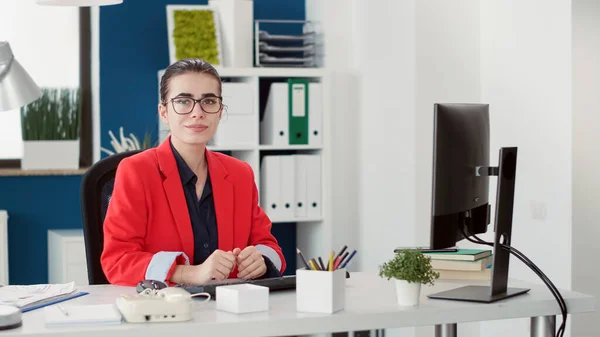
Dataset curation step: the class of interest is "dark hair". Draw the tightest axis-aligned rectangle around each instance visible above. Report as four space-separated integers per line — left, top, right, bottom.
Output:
159 58 222 103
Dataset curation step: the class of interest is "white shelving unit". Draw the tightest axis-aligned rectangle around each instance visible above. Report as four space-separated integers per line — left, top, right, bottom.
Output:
157 67 331 267
0 211 8 285
214 67 326 78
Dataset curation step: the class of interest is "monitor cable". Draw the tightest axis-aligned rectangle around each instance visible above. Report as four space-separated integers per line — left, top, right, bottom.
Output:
460 221 567 337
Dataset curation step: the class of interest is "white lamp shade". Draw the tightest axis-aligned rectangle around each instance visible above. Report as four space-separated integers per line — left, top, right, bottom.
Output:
37 0 123 6
0 42 42 112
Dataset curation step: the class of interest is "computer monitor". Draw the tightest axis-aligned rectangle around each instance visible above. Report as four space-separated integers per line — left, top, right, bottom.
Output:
426 103 530 303
430 103 491 250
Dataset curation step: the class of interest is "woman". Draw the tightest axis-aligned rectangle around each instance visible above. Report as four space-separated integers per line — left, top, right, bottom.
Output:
100 58 286 286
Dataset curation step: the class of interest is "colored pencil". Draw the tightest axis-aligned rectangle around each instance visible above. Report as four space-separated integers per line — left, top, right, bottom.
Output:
297 248 310 269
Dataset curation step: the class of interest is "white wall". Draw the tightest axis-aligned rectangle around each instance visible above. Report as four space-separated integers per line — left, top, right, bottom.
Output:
321 0 581 336
480 0 573 289
414 0 482 247
571 0 600 336
311 0 593 336
413 1 483 336
352 1 484 336
0 0 79 159
355 0 417 276
478 0 573 336
352 1 417 336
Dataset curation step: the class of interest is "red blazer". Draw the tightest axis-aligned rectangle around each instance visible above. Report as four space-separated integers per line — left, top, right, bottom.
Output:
100 137 286 286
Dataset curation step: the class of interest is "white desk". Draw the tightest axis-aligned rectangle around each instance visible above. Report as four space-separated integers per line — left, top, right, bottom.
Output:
0 272 594 337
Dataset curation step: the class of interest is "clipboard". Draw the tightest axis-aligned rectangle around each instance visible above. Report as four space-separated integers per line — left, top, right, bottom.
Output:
22 292 89 313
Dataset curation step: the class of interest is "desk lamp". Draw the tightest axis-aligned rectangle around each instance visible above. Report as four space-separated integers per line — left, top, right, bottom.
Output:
36 0 123 5
0 41 42 112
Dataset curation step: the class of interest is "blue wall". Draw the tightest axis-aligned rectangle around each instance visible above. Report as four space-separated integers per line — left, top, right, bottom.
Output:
2 175 83 285
99 0 306 153
1 0 304 285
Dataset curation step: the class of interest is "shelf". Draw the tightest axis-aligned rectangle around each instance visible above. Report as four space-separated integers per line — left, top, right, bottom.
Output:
259 145 323 151
206 145 323 152
0 168 88 177
207 145 255 152
214 67 326 78
271 217 323 223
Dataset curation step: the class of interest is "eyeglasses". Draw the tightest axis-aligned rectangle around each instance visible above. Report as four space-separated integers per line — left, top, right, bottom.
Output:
164 96 223 115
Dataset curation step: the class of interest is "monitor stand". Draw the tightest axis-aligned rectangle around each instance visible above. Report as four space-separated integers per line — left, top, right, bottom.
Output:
428 147 530 303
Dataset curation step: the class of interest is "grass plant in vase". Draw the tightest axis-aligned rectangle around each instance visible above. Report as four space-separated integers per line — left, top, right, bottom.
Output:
379 249 439 306
20 87 81 170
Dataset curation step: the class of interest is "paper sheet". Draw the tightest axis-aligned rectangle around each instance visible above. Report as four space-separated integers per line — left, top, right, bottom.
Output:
0 282 76 308
44 304 122 326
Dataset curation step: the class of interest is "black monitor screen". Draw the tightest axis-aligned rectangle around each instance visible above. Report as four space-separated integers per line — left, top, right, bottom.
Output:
430 103 491 249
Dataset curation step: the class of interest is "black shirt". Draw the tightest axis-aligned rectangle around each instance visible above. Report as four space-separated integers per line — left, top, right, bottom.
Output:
171 143 218 266
171 143 282 278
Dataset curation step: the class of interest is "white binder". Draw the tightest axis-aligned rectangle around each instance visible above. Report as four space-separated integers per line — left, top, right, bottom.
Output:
260 156 282 220
279 155 296 219
294 155 309 218
306 154 322 218
308 83 322 146
260 83 288 146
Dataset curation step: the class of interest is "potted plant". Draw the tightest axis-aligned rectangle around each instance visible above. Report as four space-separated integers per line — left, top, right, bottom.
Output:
100 127 156 156
378 248 439 306
20 87 81 170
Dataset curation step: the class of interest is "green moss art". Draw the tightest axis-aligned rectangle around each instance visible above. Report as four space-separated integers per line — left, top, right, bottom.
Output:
20 87 81 141
173 9 220 65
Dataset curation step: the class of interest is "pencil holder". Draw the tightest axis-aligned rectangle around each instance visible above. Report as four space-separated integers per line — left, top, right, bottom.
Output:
296 268 346 314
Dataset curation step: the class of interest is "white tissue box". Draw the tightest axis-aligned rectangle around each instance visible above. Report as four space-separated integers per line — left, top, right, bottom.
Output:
296 268 346 314
216 284 269 314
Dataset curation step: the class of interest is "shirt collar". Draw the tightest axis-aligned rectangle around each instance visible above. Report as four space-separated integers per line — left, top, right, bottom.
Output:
170 140 213 200
170 140 196 186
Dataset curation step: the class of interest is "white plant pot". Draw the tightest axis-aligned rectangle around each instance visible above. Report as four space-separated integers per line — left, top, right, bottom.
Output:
395 279 422 306
22 140 80 170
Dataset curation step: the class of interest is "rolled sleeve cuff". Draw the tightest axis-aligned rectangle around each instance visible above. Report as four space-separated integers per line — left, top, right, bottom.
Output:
256 244 282 271
145 251 190 282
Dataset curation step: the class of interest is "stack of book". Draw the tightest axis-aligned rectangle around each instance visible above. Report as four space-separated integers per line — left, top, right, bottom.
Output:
424 249 493 280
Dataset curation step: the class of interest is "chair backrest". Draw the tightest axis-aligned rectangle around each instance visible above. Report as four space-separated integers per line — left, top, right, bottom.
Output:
80 150 141 285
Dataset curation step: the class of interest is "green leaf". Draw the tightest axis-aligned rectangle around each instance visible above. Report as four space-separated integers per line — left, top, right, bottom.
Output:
378 249 440 285
20 87 81 141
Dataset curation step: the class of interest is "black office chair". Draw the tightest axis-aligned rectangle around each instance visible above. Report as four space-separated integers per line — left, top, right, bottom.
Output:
80 150 141 285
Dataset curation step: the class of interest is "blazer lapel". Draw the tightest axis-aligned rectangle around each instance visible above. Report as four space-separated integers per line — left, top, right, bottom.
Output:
156 138 194 260
206 150 234 251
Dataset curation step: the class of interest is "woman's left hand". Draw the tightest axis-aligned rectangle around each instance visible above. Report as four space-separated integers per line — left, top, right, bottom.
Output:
234 246 267 279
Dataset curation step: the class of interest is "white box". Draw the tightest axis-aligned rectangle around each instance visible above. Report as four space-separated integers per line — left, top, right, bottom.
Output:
296 268 346 314
212 82 256 147
216 284 269 314
209 0 253 67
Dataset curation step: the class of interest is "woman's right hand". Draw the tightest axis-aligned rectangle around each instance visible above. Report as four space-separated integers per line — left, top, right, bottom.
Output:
184 250 236 284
